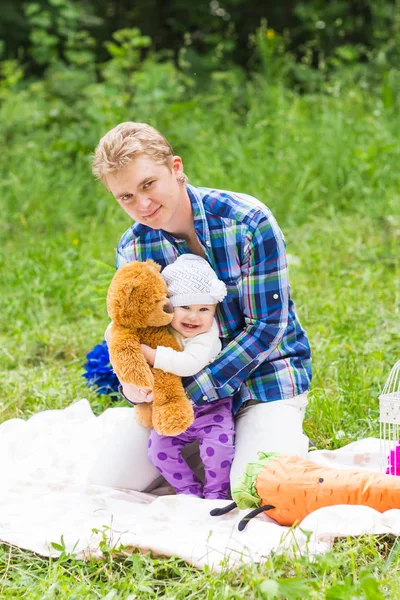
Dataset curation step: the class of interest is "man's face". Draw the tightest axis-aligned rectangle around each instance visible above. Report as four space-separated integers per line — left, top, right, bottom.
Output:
171 304 216 338
106 156 184 232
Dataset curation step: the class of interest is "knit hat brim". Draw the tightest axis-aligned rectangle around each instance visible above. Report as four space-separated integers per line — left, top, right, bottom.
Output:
171 293 220 307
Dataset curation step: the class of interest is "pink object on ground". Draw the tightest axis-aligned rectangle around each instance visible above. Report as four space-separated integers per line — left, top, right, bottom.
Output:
386 443 400 475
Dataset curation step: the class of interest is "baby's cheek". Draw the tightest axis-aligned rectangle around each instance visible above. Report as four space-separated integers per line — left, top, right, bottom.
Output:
170 313 180 330
204 313 214 329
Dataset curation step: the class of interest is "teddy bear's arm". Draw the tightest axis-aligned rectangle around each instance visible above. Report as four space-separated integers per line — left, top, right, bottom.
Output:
108 326 154 389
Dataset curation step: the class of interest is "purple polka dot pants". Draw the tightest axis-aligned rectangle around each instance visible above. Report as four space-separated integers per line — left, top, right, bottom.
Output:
147 399 234 499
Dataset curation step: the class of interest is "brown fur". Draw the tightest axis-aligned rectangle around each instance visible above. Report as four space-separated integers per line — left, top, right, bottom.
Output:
107 260 194 436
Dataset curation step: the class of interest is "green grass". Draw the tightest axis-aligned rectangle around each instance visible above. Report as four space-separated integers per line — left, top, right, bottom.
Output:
1 77 399 596
1 536 400 598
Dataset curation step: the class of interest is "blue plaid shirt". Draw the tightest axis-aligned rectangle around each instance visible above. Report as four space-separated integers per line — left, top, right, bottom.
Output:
116 185 312 414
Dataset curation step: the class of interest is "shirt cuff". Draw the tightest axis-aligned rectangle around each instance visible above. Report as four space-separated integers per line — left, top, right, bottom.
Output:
183 370 231 405
153 346 169 372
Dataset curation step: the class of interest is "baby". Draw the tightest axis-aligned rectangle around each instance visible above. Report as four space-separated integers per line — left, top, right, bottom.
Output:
140 254 234 499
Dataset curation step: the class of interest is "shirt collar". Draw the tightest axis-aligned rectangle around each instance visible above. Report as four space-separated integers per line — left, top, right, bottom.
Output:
161 184 212 248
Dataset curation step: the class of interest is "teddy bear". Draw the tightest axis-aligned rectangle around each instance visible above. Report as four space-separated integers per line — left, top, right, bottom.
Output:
106 259 194 436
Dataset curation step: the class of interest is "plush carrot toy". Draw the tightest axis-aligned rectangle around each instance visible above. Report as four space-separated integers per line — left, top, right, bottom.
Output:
210 452 400 530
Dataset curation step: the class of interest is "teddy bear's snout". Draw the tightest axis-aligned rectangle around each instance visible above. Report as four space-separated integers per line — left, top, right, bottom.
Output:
162 300 174 314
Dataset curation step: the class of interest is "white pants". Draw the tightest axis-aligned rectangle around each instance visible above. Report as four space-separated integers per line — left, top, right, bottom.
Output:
229 393 309 484
87 393 309 492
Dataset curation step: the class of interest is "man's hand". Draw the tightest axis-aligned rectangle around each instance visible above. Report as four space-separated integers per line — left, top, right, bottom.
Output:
140 344 156 367
121 383 154 404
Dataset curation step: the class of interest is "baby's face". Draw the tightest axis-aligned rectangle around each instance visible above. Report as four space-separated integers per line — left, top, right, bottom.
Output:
171 304 216 338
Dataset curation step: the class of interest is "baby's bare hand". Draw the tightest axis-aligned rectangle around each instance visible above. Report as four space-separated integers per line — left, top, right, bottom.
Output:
140 344 156 367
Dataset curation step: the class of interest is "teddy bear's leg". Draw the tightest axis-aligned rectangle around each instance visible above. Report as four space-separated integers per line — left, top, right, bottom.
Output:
134 403 153 429
151 371 194 437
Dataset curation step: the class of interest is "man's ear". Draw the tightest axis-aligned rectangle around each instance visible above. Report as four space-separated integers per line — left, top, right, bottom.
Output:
171 155 184 176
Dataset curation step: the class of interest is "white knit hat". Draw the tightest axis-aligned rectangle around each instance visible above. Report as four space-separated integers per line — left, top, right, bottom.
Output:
162 254 227 307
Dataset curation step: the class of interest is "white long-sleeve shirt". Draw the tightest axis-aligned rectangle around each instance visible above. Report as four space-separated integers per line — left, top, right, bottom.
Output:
153 320 221 378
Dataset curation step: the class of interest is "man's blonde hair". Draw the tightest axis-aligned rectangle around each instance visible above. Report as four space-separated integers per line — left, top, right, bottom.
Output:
92 122 188 184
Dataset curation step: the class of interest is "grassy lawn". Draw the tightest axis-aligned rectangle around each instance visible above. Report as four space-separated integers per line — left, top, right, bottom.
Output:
1 81 399 597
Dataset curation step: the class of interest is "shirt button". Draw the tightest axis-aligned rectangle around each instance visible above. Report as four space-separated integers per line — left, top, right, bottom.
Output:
202 395 208 401
273 293 279 299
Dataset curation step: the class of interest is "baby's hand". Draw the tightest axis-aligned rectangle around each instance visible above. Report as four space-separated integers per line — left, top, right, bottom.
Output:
140 344 156 367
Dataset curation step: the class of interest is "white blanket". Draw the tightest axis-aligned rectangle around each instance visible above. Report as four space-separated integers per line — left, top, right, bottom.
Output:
1 399 399 570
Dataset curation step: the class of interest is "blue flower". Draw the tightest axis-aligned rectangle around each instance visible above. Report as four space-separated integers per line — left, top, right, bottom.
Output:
82 340 119 396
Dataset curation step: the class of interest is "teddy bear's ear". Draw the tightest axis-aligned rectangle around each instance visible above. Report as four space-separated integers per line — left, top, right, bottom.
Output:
145 259 162 273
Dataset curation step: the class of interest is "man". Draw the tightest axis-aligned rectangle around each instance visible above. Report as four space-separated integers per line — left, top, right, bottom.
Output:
88 121 312 492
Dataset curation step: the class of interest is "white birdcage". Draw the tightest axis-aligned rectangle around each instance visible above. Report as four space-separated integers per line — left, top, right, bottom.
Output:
379 360 400 475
